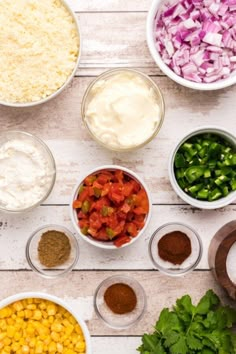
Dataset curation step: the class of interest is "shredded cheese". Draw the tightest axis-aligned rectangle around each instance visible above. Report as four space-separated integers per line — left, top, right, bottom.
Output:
0 0 80 103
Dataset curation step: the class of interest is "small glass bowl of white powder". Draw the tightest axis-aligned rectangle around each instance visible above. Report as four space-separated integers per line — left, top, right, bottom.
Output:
0 131 56 212
81 69 165 152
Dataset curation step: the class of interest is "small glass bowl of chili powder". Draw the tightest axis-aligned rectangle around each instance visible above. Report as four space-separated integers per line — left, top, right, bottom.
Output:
26 224 79 278
149 222 203 276
94 275 146 329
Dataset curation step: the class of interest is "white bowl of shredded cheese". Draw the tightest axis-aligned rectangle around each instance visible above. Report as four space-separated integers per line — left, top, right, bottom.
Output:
0 0 81 107
0 131 56 212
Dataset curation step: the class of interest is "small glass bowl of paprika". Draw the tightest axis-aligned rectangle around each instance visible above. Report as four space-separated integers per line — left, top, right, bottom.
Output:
149 222 203 276
94 275 146 329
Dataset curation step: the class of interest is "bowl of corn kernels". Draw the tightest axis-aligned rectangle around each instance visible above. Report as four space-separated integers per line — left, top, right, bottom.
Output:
0 292 92 353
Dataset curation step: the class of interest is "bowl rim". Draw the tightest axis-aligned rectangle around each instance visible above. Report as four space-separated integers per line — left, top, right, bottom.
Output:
148 222 203 276
70 164 152 249
81 67 165 152
0 0 82 107
93 274 147 329
0 130 56 213
25 224 80 278
146 0 236 91
168 125 236 209
0 291 92 354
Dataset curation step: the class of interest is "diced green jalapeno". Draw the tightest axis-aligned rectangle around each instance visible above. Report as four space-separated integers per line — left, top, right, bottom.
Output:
82 200 90 214
106 227 115 239
174 133 236 202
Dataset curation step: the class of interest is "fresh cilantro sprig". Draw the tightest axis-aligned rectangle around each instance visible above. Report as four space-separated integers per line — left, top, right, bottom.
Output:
137 290 236 354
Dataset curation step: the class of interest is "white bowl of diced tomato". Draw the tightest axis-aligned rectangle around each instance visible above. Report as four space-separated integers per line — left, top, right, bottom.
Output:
70 165 152 249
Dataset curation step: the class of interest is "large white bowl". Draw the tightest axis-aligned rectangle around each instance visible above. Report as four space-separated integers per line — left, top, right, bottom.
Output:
147 0 236 91
0 292 92 354
0 0 81 107
168 126 236 209
70 165 152 249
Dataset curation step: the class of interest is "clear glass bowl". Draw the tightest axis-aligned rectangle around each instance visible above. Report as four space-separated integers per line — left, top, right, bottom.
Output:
149 222 203 276
94 275 146 329
81 68 165 152
26 224 79 278
0 131 56 213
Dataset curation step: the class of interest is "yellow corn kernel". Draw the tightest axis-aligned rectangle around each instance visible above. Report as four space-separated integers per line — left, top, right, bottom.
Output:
57 343 63 352
29 338 36 348
13 301 24 312
35 341 44 353
65 323 74 336
11 342 20 351
0 332 6 340
17 310 25 318
51 322 63 332
75 341 86 353
3 337 12 346
33 310 42 320
48 341 57 352
26 304 36 310
47 304 57 316
51 331 60 342
0 308 10 319
22 345 30 353
14 332 22 341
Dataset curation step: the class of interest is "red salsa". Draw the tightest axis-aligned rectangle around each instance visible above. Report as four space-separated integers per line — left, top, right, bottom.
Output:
73 170 149 247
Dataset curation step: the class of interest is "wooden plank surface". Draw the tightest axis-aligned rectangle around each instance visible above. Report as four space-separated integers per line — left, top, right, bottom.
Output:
68 0 152 12
1 205 236 270
0 271 232 336
1 1 236 353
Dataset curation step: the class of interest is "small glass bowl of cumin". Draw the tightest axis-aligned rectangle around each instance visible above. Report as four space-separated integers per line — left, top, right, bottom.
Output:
26 224 79 278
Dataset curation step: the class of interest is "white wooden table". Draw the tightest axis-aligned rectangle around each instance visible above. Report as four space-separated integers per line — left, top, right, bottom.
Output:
1 1 236 353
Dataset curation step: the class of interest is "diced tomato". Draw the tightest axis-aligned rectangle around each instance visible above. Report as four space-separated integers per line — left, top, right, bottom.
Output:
135 189 149 213
73 200 82 209
84 175 97 186
93 181 103 190
94 227 109 241
114 170 124 184
101 183 111 196
78 211 88 219
126 222 138 237
78 187 89 202
89 211 102 230
123 182 134 197
97 173 112 185
109 183 125 203
133 207 147 215
130 179 140 193
93 197 110 211
133 214 145 228
114 235 131 247
79 219 89 229
120 203 131 213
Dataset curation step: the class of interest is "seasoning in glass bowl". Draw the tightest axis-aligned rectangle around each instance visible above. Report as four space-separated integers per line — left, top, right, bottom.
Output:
38 230 71 268
104 283 137 315
158 231 192 265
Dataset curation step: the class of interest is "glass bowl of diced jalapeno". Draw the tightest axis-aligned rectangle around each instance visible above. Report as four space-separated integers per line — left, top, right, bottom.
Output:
169 126 236 209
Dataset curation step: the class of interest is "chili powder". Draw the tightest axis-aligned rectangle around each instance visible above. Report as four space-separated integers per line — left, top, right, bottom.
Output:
104 283 137 314
158 231 191 265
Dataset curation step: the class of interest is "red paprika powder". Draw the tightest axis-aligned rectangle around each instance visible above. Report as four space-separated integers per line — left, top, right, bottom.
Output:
158 231 192 265
104 283 137 314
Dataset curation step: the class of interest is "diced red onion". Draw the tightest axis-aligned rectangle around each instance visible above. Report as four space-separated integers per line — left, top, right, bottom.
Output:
154 0 236 83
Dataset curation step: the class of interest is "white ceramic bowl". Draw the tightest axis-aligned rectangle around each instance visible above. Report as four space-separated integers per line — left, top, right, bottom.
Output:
168 126 236 209
0 292 92 353
147 0 236 91
0 0 81 107
70 165 152 249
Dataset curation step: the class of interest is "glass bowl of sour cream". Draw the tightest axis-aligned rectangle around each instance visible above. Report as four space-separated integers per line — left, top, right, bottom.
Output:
0 131 56 213
81 68 165 151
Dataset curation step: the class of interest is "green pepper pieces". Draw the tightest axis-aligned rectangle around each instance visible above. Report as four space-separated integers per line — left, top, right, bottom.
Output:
174 133 236 202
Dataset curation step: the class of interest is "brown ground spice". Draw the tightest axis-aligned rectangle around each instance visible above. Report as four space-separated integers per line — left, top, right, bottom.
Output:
38 230 71 268
158 231 192 265
104 283 137 314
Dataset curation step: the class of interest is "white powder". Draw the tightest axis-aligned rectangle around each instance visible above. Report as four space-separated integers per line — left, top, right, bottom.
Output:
0 139 55 210
0 0 79 103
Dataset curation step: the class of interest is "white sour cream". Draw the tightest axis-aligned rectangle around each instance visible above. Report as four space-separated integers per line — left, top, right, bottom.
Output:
84 71 161 150
0 138 55 210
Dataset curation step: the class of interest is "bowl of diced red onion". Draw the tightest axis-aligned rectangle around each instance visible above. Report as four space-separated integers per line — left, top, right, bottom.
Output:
147 0 236 90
